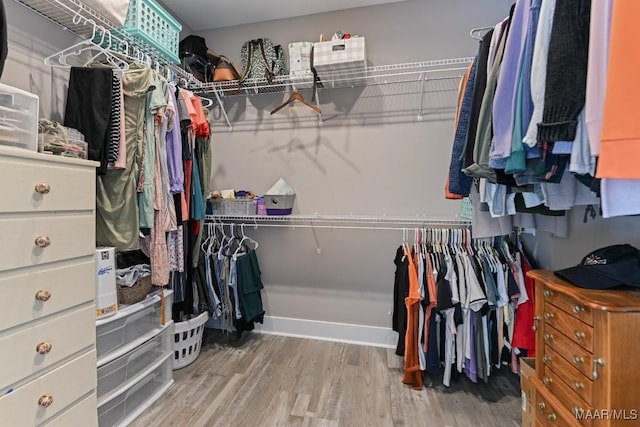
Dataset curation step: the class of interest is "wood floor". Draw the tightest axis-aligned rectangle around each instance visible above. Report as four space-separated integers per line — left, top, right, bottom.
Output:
130 332 522 427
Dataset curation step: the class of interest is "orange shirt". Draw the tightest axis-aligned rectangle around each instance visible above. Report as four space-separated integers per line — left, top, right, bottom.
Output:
402 246 423 390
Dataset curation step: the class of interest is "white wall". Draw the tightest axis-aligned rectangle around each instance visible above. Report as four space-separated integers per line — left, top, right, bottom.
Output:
197 0 513 330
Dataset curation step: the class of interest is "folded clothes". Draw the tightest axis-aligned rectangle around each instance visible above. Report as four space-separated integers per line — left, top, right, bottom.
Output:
116 263 151 287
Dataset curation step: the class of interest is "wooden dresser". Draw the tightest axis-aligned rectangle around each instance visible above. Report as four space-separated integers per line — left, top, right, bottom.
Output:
528 270 640 427
0 146 99 426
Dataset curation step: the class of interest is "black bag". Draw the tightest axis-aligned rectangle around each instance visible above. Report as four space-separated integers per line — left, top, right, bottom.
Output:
180 35 215 83
179 35 209 59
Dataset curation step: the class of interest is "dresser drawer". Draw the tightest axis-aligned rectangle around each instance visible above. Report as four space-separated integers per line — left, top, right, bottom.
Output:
543 302 593 352
0 155 95 213
0 259 94 332
542 285 593 326
41 392 97 427
543 346 593 404
0 305 95 389
541 365 592 426
542 324 594 380
0 214 95 271
0 350 96 426
536 396 575 427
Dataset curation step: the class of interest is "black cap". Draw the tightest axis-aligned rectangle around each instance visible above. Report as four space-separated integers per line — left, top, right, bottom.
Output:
554 244 640 290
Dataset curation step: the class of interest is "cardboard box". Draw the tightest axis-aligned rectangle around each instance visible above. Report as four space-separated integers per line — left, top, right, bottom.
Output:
520 357 536 427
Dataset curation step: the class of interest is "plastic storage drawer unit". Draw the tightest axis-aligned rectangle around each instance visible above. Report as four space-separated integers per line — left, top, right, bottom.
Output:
96 290 173 364
0 84 38 151
97 353 173 427
97 321 174 402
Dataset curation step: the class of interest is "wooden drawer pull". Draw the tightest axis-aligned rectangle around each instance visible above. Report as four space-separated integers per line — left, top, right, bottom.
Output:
544 312 555 320
35 290 51 302
539 402 546 410
543 356 553 364
544 289 554 298
34 236 51 248
533 315 541 332
547 413 557 422
593 358 605 381
574 331 586 340
36 342 53 355
572 405 584 417
573 304 585 314
573 356 584 365
573 381 585 391
543 376 553 385
34 183 51 194
38 395 54 408
544 333 554 342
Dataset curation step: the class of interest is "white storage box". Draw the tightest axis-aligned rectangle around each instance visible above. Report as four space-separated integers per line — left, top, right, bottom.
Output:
97 321 174 402
97 353 173 427
313 37 366 84
264 194 296 215
96 289 173 365
96 247 118 319
0 84 39 151
289 42 314 89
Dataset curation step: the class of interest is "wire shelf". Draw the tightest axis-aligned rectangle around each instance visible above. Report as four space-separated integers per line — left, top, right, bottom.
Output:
14 0 186 71
206 214 471 228
196 58 473 98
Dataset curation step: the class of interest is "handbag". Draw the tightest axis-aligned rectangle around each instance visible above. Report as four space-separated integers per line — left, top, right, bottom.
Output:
240 38 287 84
213 56 242 82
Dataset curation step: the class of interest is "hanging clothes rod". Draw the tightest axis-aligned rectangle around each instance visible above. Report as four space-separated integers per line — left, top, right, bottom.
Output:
205 214 471 228
211 223 465 232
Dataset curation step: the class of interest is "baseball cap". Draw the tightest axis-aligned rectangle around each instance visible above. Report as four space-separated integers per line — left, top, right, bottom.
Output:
554 244 640 290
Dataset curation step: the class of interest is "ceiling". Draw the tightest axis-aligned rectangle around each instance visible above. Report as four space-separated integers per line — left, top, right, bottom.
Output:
161 0 410 32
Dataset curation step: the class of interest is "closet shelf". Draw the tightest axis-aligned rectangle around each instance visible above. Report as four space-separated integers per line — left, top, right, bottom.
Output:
206 214 471 228
196 58 474 97
14 0 194 81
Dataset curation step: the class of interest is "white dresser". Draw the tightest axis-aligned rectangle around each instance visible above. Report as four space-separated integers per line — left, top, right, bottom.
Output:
0 146 99 426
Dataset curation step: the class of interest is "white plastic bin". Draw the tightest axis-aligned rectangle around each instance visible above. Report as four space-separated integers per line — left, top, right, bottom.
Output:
0 84 38 151
97 353 173 427
97 321 173 402
96 289 173 365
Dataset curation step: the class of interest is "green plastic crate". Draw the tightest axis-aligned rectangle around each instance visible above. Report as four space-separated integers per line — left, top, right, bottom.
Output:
123 0 182 64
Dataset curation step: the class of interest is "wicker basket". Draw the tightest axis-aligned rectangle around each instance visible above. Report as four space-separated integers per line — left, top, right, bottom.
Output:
117 275 153 305
173 311 209 370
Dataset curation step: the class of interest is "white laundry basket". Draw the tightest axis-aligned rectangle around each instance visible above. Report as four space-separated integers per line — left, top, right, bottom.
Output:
173 311 209 370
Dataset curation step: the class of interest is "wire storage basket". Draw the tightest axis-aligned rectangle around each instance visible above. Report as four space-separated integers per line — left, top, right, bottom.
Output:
209 198 258 215
173 311 209 370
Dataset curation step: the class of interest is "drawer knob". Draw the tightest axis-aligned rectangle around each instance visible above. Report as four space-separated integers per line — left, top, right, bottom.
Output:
574 331 586 340
544 312 555 320
36 342 53 355
543 356 553 364
573 356 585 365
544 289 554 298
38 395 54 408
539 402 546 410
593 358 605 381
544 333 554 342
34 183 51 195
573 305 585 314
547 413 557 422
573 381 585 391
543 376 553 385
35 290 51 302
533 315 541 332
572 405 584 417
34 236 51 248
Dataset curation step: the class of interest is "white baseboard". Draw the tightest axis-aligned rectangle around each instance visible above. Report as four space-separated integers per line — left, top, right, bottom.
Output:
253 316 398 349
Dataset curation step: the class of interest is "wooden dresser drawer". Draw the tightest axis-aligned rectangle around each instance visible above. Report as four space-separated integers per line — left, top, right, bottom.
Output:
0 305 95 389
0 350 96 426
535 379 581 427
542 285 593 326
0 214 95 271
541 365 592 426
0 259 94 332
542 324 593 380
543 302 593 352
543 346 593 404
41 392 97 427
0 155 95 213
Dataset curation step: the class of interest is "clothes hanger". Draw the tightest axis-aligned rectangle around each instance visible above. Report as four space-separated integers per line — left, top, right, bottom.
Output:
469 25 494 41
270 92 321 115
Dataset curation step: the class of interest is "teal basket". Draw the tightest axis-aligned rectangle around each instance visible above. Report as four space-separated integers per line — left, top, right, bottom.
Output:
123 0 182 64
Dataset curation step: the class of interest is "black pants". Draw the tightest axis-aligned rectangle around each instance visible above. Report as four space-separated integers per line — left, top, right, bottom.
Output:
64 67 113 174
